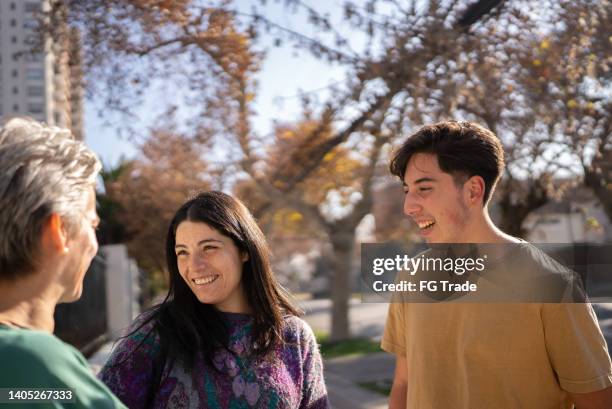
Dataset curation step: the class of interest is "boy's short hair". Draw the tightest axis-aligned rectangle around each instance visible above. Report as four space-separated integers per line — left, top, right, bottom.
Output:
389 120 505 205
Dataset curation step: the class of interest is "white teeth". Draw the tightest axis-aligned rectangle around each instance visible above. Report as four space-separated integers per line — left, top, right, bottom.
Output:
417 220 435 229
193 276 218 285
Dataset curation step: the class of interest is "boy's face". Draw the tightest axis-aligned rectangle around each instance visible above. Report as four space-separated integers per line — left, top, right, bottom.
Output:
402 153 471 243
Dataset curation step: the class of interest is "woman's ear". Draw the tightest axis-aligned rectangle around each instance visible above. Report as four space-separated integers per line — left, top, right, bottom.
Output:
41 213 69 255
241 251 250 263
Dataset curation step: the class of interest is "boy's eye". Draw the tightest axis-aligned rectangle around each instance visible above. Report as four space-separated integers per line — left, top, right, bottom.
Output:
419 187 432 192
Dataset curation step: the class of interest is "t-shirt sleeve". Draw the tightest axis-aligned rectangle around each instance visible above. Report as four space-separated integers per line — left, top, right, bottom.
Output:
297 319 330 409
97 320 160 409
381 290 407 356
1 331 126 409
380 272 407 356
542 302 612 393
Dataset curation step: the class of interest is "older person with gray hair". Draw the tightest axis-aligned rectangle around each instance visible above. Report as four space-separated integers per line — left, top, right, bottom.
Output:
0 117 126 408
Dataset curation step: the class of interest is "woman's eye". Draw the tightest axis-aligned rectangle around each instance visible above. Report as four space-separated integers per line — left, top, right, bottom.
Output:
419 187 432 192
176 250 188 257
202 246 217 252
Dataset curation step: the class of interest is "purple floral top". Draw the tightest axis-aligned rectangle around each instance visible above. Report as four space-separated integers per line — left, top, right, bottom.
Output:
98 312 329 409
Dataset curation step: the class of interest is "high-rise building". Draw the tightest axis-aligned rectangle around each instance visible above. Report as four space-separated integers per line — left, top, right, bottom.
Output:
0 0 83 139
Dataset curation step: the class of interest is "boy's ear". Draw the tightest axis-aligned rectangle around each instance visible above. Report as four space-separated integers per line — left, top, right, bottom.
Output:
466 175 485 203
41 213 69 254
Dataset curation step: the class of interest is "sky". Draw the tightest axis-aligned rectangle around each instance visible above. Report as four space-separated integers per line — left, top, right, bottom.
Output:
83 2 351 167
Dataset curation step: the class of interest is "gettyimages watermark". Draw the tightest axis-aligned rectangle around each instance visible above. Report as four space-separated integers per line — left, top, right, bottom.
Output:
361 242 612 303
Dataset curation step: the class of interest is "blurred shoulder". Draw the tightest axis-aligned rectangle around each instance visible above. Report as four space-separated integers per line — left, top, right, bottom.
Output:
0 327 89 386
0 327 81 364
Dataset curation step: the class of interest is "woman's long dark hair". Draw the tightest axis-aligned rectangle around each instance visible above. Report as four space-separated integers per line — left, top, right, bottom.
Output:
120 191 301 405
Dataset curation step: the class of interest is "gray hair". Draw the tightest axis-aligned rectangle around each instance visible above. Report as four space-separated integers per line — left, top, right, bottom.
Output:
0 117 102 280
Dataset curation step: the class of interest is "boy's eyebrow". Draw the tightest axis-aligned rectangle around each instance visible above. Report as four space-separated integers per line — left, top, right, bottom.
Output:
403 177 437 188
414 177 437 184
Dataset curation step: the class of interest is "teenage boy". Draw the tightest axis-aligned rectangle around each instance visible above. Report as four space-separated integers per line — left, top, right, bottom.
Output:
382 121 612 408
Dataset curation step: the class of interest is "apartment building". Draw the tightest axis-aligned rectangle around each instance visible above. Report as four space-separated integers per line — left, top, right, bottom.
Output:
0 0 83 139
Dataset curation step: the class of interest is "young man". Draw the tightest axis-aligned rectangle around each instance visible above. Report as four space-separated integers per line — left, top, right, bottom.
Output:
382 121 612 408
0 118 126 408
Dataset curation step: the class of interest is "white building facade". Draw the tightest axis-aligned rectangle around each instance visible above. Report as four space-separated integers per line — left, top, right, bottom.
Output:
0 0 82 138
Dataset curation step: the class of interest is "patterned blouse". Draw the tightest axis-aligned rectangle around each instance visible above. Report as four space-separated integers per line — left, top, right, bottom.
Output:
98 311 329 409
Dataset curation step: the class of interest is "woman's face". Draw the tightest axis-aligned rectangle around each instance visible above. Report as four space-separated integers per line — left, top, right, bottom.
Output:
59 186 100 303
174 221 250 313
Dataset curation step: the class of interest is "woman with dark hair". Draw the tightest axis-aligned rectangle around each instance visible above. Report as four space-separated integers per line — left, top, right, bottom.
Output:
99 191 329 408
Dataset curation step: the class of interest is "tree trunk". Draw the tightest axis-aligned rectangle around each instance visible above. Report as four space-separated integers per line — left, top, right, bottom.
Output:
498 181 548 237
329 230 355 341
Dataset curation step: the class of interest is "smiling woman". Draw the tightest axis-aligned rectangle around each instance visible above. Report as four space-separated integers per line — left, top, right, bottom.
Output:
174 221 250 313
98 191 330 409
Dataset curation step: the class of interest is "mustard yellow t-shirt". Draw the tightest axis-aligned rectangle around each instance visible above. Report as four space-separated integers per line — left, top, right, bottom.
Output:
382 301 612 408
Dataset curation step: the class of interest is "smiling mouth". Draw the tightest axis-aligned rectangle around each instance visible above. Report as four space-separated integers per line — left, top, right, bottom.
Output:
192 275 219 285
416 220 436 230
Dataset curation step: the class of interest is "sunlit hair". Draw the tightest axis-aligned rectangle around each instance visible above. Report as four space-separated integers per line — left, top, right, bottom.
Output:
0 117 101 280
390 120 505 205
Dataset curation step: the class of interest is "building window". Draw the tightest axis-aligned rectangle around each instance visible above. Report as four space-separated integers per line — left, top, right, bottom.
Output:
24 52 43 62
25 2 40 13
13 104 19 112
11 36 17 44
10 3 16 11
28 103 44 114
12 87 18 95
26 68 44 80
24 34 39 47
54 111 62 124
10 19 16 27
27 85 44 97
23 18 38 30
12 69 18 78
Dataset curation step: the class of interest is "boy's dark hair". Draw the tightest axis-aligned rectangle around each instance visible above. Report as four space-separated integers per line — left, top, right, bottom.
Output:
389 121 505 205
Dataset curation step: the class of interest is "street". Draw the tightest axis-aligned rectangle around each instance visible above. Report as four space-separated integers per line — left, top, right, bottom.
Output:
298 298 389 340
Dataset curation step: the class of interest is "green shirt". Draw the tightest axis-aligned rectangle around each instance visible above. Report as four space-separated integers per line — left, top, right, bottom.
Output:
0 325 126 408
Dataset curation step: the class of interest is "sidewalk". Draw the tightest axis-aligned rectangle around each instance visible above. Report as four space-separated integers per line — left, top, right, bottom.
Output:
326 372 387 409
325 353 393 409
